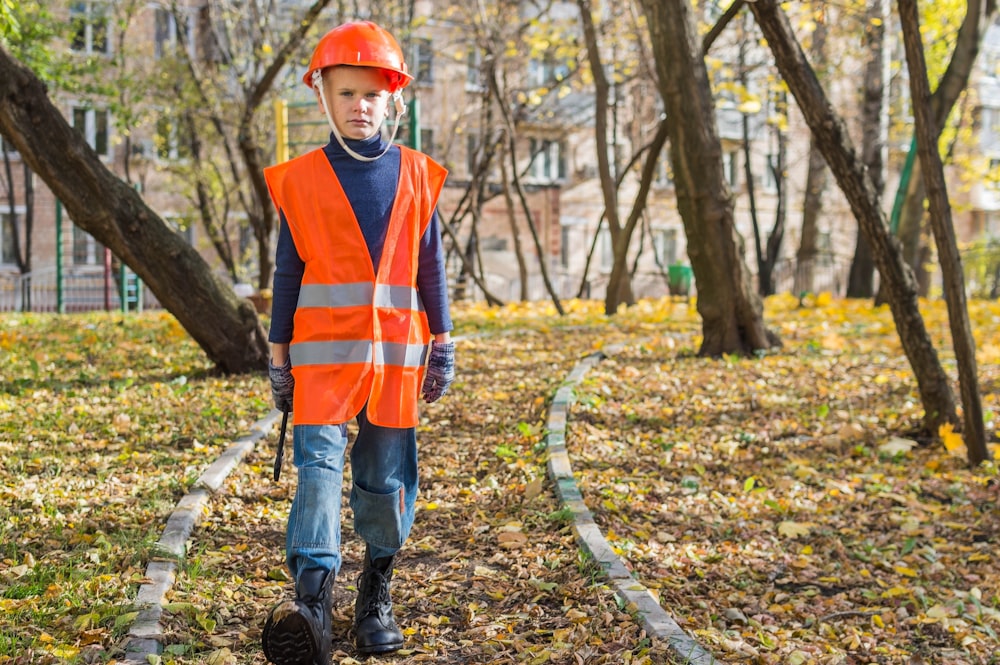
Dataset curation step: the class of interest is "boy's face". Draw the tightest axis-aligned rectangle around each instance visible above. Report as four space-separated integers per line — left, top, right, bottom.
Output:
318 65 391 141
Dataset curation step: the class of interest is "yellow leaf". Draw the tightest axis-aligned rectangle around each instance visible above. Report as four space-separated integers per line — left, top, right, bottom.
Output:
881 586 911 598
894 565 919 578
938 422 965 455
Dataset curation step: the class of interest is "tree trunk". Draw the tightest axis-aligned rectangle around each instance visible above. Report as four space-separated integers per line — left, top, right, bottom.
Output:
639 0 777 356
796 6 828 296
899 0 989 465
765 126 787 293
847 0 889 298
891 0 996 294
0 45 269 374
576 0 635 314
747 0 957 434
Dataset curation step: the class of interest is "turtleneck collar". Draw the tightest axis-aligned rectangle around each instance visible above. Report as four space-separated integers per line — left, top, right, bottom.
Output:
324 132 391 159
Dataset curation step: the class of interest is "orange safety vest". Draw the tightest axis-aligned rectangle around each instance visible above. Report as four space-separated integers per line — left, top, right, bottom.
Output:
263 146 447 427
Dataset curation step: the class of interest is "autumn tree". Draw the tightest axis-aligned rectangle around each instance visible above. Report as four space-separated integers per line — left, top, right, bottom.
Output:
746 0 961 438
0 45 269 373
433 0 582 310
899 0 989 464
638 0 777 356
795 2 829 296
844 0 890 298
147 0 335 290
890 0 995 294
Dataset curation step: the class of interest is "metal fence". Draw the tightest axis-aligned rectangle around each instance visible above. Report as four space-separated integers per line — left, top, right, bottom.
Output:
0 267 157 313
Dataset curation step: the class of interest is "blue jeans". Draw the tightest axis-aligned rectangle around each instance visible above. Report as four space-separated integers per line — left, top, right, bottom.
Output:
285 410 418 581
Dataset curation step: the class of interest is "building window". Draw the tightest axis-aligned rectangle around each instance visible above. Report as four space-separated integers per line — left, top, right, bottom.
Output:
71 105 110 158
529 139 566 182
560 225 571 268
70 2 111 55
1 211 23 265
466 47 485 91
653 228 677 267
155 115 190 161
764 154 778 192
412 38 433 84
528 55 570 88
154 7 191 59
655 151 673 189
72 225 102 265
598 228 613 271
723 149 739 188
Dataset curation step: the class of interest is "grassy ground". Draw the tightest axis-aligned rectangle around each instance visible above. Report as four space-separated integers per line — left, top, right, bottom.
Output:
0 296 996 664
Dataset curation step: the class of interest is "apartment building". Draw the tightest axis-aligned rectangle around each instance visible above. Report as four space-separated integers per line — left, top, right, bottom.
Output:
2 1 996 312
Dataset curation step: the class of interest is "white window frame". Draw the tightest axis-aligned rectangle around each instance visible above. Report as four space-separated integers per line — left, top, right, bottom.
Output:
70 1 112 55
653 228 677 267
723 150 739 188
764 153 778 193
153 6 194 60
155 114 189 161
528 138 566 182
466 46 485 91
598 228 613 272
71 104 112 159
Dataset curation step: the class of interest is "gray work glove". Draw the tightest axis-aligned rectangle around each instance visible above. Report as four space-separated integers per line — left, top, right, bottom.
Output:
268 358 294 412
422 341 455 403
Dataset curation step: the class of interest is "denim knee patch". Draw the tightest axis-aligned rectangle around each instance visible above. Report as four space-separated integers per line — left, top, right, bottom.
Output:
350 483 408 550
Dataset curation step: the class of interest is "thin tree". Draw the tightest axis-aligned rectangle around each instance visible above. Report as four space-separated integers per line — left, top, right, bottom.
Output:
638 0 778 356
0 45 269 373
891 0 996 293
846 0 889 298
795 2 829 297
747 0 959 435
899 0 989 465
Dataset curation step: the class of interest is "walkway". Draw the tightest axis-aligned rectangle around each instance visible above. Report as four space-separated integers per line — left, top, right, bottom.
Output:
126 331 721 665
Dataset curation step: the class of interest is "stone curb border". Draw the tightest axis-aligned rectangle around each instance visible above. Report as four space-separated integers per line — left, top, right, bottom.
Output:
544 349 725 665
121 410 284 663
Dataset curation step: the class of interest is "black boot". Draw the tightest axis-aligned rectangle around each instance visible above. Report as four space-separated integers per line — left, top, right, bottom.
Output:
353 549 404 655
262 568 334 665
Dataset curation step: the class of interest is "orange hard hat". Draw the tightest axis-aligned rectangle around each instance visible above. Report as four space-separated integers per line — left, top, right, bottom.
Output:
303 21 413 92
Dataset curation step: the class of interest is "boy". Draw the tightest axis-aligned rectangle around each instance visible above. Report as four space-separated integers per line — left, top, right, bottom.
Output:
260 20 455 665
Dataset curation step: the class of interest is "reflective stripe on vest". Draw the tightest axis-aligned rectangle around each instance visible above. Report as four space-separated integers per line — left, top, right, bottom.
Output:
297 283 426 312
264 145 447 428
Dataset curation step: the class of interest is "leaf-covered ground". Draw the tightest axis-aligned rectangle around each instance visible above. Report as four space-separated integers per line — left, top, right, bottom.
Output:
0 297 997 665
569 296 1000 664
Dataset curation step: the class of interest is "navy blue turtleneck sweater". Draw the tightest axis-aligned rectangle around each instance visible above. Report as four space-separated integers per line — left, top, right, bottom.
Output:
268 133 453 344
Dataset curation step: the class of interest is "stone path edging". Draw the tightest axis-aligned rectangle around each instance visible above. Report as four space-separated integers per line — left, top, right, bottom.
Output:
121 410 283 663
544 348 725 665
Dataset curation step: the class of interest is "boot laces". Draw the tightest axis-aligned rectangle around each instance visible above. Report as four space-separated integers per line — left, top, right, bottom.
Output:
360 569 392 617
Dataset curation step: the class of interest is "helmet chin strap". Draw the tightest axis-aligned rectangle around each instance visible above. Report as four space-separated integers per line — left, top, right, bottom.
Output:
312 70 406 162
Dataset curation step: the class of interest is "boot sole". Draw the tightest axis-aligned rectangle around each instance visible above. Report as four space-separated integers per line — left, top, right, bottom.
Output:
356 640 404 655
262 607 323 665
